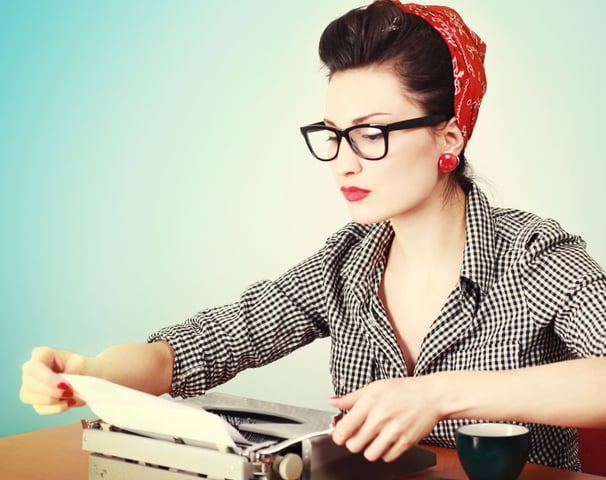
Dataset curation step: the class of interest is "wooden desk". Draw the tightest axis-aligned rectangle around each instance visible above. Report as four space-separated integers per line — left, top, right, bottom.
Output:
1 423 604 480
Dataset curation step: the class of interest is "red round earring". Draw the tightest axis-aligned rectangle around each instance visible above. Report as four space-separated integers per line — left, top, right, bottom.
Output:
438 153 459 173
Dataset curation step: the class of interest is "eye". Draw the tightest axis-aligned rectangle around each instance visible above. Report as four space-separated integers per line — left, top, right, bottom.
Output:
326 132 339 143
353 126 383 142
362 131 382 141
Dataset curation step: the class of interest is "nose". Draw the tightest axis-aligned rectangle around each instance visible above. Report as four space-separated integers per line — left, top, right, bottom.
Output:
331 137 363 177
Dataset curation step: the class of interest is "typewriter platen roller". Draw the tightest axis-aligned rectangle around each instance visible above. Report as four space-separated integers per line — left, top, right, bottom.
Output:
82 392 436 480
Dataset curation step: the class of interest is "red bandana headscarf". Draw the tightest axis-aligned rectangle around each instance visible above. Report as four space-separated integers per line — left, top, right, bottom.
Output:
390 1 487 146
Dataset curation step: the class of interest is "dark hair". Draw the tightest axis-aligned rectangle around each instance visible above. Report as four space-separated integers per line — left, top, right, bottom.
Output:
318 0 473 193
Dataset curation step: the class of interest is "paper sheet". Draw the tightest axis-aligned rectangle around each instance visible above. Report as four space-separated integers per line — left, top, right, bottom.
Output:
61 374 243 448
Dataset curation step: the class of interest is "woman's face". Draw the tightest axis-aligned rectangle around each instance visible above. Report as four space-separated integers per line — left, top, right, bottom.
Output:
324 66 447 225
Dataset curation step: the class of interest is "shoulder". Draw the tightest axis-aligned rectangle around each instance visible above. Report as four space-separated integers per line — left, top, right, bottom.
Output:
467 184 603 297
490 205 604 312
491 206 583 255
468 195 604 328
468 184 584 255
491 205 598 276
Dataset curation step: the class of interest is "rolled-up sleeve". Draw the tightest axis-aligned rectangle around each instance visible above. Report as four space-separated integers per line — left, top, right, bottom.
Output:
148 248 330 397
555 276 606 358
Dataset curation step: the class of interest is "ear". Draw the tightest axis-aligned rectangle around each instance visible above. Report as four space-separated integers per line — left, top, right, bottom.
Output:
440 116 465 156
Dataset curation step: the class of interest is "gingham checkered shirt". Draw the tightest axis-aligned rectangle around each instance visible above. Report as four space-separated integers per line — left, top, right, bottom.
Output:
149 184 606 470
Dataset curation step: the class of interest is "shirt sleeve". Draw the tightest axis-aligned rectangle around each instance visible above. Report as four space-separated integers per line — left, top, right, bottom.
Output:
521 219 606 358
556 277 606 357
147 247 331 398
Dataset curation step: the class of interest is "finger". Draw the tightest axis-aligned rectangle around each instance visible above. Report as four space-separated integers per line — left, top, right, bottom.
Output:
30 346 64 371
28 346 85 376
20 389 69 406
328 396 354 410
20 380 82 405
344 417 382 454
359 423 405 462
33 398 83 416
34 403 69 416
23 348 78 387
332 401 371 445
22 356 61 385
328 388 366 410
21 375 65 400
381 434 414 463
21 364 71 400
341 401 393 456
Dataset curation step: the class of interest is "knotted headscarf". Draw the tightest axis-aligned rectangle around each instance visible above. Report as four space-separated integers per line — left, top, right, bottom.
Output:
391 1 487 146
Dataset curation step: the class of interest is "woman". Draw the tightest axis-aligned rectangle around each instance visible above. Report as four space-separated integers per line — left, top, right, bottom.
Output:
20 0 606 471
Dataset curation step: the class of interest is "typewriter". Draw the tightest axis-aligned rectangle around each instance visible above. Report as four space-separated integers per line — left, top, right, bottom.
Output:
81 392 437 480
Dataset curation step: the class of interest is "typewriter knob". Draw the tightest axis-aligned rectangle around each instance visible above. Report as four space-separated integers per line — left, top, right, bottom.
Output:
273 452 303 480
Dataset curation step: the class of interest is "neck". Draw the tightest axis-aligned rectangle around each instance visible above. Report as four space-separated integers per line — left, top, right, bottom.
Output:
388 183 467 270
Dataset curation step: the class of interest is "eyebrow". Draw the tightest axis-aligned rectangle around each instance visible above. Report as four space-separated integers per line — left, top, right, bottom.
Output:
323 112 392 128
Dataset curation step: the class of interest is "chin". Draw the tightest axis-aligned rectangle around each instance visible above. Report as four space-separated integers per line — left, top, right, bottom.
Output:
347 207 390 225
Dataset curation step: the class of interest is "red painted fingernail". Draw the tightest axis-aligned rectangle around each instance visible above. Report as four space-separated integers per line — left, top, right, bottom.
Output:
57 382 74 397
67 398 76 407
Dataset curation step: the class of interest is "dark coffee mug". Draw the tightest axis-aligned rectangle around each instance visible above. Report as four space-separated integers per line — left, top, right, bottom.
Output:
456 423 530 480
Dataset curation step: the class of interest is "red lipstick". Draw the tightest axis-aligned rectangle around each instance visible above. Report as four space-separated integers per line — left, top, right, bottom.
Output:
340 186 371 202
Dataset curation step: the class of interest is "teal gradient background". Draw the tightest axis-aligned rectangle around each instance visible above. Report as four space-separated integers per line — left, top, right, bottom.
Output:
1 1 604 436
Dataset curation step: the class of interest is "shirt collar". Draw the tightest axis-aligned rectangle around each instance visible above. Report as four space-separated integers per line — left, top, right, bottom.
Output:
460 183 496 295
341 221 393 302
341 183 496 298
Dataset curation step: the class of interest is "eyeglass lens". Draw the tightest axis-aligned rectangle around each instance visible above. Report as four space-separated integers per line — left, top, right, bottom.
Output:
306 126 386 161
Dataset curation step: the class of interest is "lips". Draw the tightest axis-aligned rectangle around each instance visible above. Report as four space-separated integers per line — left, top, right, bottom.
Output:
340 186 371 202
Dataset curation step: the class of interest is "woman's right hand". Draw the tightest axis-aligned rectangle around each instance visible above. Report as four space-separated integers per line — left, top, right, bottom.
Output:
20 341 175 416
20 346 88 415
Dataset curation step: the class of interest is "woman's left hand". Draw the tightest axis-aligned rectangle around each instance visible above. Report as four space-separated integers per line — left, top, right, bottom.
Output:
328 375 445 462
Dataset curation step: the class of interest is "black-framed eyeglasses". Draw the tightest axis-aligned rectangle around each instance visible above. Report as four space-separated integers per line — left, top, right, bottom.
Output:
299 114 448 161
